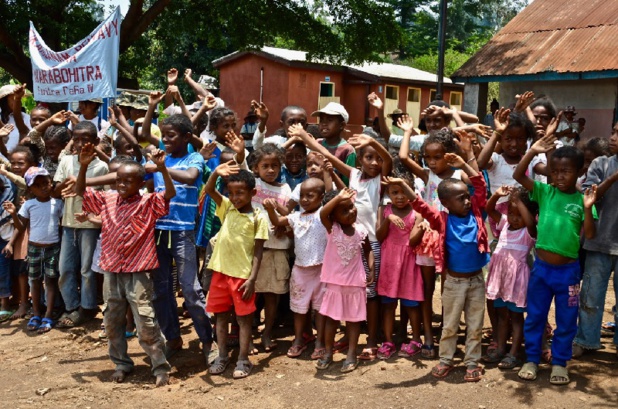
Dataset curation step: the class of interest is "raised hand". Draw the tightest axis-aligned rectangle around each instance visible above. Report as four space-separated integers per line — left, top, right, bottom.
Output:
214 160 240 178
224 131 245 154
107 107 118 126
199 142 217 161
337 187 356 202
0 124 14 139
387 214 405 229
149 91 165 106
347 133 373 150
183 68 192 81
50 110 69 125
397 115 414 132
203 95 217 110
530 132 557 154
168 85 181 101
2 201 16 215
495 185 513 197
444 153 465 168
288 123 308 139
494 107 511 134
545 111 563 137
467 123 492 139
79 143 97 166
453 130 474 153
584 184 598 208
367 92 383 110
514 91 535 112
149 149 167 170
167 68 178 85
250 100 269 123
13 83 26 99
381 176 406 187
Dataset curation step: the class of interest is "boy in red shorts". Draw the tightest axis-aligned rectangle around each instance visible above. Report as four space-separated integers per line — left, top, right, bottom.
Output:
204 161 269 379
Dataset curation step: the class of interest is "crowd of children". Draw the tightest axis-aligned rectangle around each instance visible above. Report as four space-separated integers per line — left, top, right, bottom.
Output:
0 77 617 388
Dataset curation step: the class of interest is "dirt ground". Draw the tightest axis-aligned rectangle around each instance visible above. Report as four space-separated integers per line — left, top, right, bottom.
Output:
1 280 617 409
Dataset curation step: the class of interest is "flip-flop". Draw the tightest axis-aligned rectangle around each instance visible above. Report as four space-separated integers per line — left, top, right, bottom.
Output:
315 355 333 370
232 359 253 379
0 310 14 322
38 318 53 334
208 356 230 375
287 344 307 358
27 316 42 331
464 365 484 382
311 347 326 360
358 347 377 361
340 360 359 373
431 363 454 379
333 340 348 353
56 310 87 328
421 344 437 359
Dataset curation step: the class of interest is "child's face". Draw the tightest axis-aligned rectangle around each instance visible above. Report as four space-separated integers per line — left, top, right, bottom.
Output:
284 145 306 174
507 200 525 230
72 129 98 154
359 146 383 178
214 115 236 141
501 126 527 159
29 109 50 128
29 175 52 200
116 138 135 158
583 149 597 175
299 182 324 212
45 139 64 163
10 152 32 177
318 114 344 139
425 112 448 132
609 123 618 156
78 101 99 118
388 184 410 209
333 197 357 226
531 106 552 133
160 124 189 157
255 153 281 184
227 181 255 212
281 110 308 136
550 157 579 193
115 164 145 199
306 154 324 178
423 143 449 175
441 182 471 217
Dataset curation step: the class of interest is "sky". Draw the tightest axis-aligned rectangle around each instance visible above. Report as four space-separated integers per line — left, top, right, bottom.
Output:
97 0 130 16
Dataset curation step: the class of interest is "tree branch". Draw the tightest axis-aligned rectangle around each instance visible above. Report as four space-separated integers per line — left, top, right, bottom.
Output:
120 0 171 52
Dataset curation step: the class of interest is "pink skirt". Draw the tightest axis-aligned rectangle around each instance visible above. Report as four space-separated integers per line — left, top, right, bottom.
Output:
319 283 366 322
485 252 530 308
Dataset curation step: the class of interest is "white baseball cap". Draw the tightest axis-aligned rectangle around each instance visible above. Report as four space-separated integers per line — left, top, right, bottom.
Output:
311 102 349 123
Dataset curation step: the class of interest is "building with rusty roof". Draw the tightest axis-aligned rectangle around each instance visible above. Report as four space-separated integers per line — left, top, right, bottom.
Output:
452 0 618 139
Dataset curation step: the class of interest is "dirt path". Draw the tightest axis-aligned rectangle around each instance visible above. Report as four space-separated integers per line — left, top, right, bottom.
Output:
1 282 617 409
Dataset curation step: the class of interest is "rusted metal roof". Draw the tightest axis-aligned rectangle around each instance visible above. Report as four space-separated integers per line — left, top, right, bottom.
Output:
452 0 618 80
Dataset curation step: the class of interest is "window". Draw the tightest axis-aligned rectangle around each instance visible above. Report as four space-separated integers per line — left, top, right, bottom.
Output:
320 82 334 97
407 88 420 102
450 91 462 106
386 85 399 100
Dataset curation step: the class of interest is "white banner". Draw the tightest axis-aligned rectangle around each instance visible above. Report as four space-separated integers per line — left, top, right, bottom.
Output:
29 7 121 102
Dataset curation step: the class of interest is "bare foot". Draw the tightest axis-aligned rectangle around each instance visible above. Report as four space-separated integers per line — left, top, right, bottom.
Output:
111 370 129 383
155 373 170 387
10 303 28 320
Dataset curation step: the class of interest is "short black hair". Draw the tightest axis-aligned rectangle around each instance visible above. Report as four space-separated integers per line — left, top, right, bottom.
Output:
11 145 37 165
31 105 51 117
227 169 256 190
44 125 71 146
73 121 98 140
249 143 285 171
286 142 307 155
507 112 536 140
110 154 133 166
511 186 538 217
161 114 193 136
583 137 610 158
119 160 146 180
530 97 557 119
437 178 466 202
551 146 584 170
281 105 306 121
323 189 340 205
208 107 236 131
422 128 460 155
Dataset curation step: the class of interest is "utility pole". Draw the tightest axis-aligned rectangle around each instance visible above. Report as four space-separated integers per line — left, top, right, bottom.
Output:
436 0 448 101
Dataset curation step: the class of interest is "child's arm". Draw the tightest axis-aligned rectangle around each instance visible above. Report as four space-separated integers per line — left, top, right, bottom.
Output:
108 107 143 162
398 116 428 183
477 107 510 170
486 185 511 223
409 212 424 248
191 95 217 128
362 236 375 285
320 187 354 233
0 164 26 189
252 100 269 135
164 68 178 108
348 133 393 176
375 205 391 243
444 152 478 179
205 161 239 207
224 131 246 165
514 91 535 116
263 198 290 227
2 201 25 232
289 124 353 178
34 110 70 136
239 238 265 300
169 85 192 119
142 91 165 147
384 175 441 231
583 185 597 240
0 124 13 158
453 130 479 178
150 149 176 200
513 191 537 238
323 159 344 190
75 143 97 197
367 92 392 143
93 146 111 164
514 132 556 192
11 85 29 137
183 68 209 99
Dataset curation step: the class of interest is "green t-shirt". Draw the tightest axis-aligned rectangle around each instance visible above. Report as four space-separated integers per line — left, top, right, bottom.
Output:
531 181 596 259
320 138 357 186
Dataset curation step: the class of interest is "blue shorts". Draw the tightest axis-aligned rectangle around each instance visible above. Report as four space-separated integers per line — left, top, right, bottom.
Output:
381 296 419 308
494 297 525 313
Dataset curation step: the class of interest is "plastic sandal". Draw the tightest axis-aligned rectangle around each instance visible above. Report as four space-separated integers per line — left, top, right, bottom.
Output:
518 362 538 381
38 317 53 334
398 340 422 358
208 356 230 375
27 316 42 331
464 365 484 382
315 356 333 370
498 353 520 369
421 344 437 359
232 359 253 379
340 360 359 373
431 363 454 379
311 347 326 360
286 344 307 358
377 342 396 360
549 365 570 385
358 347 378 361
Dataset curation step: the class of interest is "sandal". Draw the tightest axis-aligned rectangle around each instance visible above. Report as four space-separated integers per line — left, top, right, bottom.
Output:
333 340 348 353
421 344 437 359
464 365 484 382
208 356 230 375
286 343 307 358
482 349 505 363
311 347 326 360
340 359 359 373
431 362 454 379
358 347 377 361
315 356 333 370
302 332 316 346
56 310 88 328
232 359 253 379
377 342 396 360
498 353 520 369
518 362 538 381
549 365 570 385
486 341 498 354
0 310 14 323
27 316 42 331
399 340 422 358
38 318 53 334
261 335 278 352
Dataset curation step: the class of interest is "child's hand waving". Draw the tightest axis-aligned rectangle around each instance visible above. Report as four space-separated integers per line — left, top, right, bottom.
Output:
183 68 192 82
224 131 245 154
348 134 372 150
251 100 269 123
0 124 14 139
79 143 96 166
514 91 535 113
214 160 240 178
288 123 308 140
203 95 217 110
337 187 356 202
545 111 563 138
367 92 383 110
167 68 178 85
444 153 465 168
397 115 414 133
584 184 597 209
50 110 70 125
2 201 15 215
530 132 557 154
199 142 217 161
149 91 164 107
149 149 167 170
495 185 512 197
494 107 511 134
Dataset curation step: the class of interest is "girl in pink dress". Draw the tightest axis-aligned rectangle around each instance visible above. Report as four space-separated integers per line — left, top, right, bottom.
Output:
376 178 425 360
317 188 375 374
484 186 538 369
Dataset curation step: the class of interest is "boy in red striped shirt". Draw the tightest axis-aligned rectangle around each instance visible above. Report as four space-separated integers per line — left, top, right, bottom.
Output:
76 143 176 387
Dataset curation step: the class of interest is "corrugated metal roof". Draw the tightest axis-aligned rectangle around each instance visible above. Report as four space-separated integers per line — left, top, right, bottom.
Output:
213 47 452 83
453 0 618 79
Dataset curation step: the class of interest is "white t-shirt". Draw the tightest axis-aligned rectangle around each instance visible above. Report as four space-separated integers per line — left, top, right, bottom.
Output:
488 152 520 201
348 168 381 241
68 115 110 140
252 128 287 150
18 197 64 244
252 178 292 249
287 209 328 266
1 111 31 156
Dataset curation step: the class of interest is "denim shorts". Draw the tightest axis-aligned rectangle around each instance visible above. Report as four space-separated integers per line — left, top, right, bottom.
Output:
381 296 420 308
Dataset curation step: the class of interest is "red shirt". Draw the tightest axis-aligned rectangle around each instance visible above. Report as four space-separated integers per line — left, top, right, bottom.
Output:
82 189 169 273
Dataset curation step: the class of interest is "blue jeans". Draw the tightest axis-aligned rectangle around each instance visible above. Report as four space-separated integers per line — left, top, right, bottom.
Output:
58 228 100 311
524 258 580 367
0 239 10 299
152 230 212 344
574 251 618 349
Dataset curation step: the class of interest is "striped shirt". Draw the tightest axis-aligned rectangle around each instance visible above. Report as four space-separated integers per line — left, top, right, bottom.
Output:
147 152 204 231
82 189 169 273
